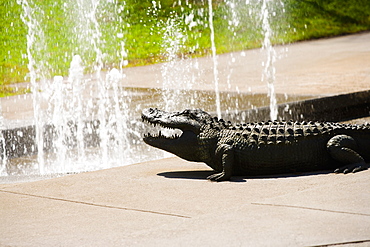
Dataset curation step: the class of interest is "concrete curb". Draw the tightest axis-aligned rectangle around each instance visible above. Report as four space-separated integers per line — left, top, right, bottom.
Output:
224 90 370 122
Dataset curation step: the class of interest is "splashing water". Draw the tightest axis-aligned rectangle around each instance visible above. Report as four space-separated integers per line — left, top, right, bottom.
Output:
14 0 135 174
0 103 6 176
222 0 285 121
4 1 288 177
261 0 279 120
208 0 222 119
47 55 87 173
152 1 207 113
17 0 49 174
160 13 188 112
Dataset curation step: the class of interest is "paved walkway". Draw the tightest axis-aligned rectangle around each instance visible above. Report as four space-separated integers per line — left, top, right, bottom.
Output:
121 31 370 95
1 32 370 246
1 158 370 246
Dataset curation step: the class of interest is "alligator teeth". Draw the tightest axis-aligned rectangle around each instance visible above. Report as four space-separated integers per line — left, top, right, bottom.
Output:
143 128 182 140
142 115 183 140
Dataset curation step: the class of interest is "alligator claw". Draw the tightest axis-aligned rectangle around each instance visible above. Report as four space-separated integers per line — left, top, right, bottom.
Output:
207 172 231 182
334 163 368 174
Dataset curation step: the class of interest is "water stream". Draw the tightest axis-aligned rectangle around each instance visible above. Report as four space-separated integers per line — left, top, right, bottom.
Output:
208 0 222 119
261 0 279 120
1 0 289 178
17 0 48 174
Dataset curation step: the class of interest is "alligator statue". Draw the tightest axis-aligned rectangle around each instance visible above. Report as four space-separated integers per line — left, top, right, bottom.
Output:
141 108 370 181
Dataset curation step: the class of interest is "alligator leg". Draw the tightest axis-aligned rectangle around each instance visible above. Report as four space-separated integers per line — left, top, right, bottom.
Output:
327 135 368 173
207 144 234 182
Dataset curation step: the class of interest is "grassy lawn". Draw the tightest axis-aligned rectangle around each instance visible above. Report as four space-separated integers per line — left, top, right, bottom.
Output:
0 0 369 96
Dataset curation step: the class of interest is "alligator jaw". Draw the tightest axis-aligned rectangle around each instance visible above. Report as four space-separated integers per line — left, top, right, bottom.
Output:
141 107 212 135
142 118 183 143
141 108 206 161
141 109 190 148
142 117 199 160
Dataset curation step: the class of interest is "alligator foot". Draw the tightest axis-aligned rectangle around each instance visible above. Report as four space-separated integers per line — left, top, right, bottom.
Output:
327 135 368 174
207 172 231 182
334 163 369 174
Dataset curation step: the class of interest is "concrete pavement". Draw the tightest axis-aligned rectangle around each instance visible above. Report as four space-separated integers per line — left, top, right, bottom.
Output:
121 31 370 95
1 157 370 246
1 32 370 246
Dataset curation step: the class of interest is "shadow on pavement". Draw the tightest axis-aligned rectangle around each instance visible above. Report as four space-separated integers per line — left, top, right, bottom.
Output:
157 170 214 180
157 169 337 182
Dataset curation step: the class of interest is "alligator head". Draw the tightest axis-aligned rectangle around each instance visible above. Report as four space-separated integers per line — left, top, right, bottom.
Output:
142 108 213 162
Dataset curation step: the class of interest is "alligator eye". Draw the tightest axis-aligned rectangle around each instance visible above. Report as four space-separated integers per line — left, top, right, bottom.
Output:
181 109 194 117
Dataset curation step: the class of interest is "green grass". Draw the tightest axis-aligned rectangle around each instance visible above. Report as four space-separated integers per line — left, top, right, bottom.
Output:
282 0 370 42
0 0 369 96
0 1 27 85
0 85 30 97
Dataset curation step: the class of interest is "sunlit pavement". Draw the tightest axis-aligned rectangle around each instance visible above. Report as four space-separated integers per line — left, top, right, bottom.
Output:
1 32 370 246
1 157 370 246
121 31 370 96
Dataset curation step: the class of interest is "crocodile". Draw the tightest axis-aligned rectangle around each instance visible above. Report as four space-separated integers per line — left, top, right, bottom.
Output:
141 108 370 181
